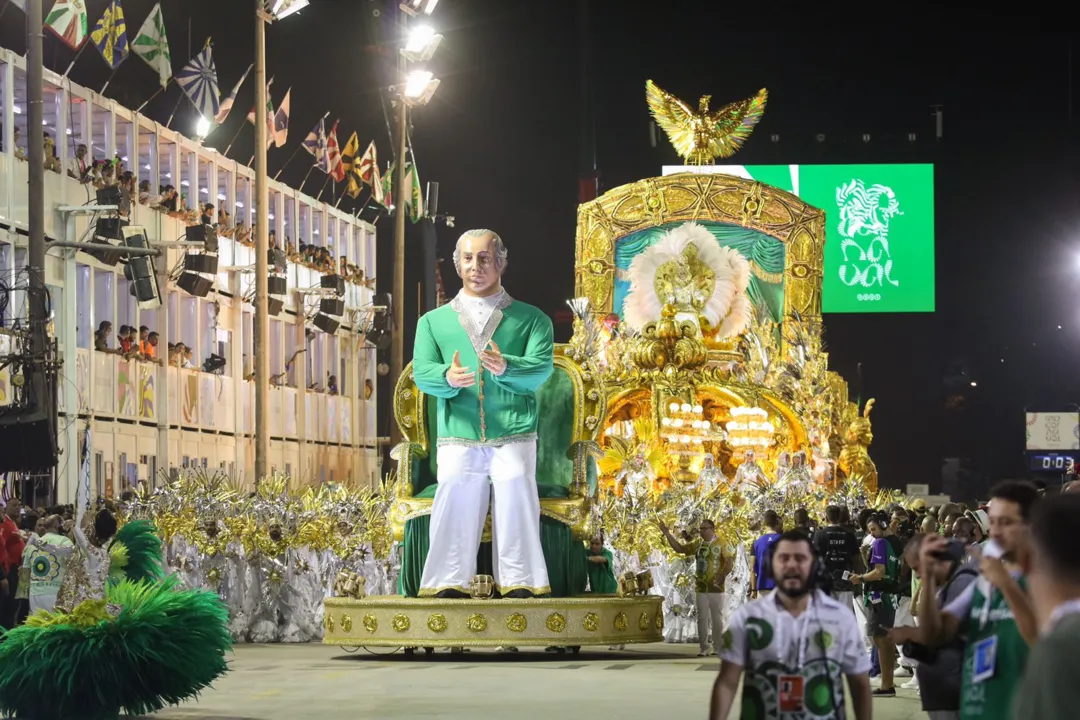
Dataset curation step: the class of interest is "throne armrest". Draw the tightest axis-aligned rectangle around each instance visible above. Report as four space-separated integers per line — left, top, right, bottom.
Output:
552 346 606 499
391 362 430 499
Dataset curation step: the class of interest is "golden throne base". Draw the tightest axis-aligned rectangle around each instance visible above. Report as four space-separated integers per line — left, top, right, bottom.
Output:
323 595 664 649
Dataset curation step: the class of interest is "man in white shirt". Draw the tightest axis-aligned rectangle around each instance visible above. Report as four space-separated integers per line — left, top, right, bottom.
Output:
710 530 873 720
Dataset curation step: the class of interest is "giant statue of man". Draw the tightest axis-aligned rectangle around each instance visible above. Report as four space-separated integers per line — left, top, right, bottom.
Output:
412 229 553 599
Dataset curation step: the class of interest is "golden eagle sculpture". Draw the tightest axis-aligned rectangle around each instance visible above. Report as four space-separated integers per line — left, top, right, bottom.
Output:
645 80 768 165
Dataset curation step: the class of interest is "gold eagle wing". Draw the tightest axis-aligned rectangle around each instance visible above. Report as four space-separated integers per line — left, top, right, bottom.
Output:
707 88 769 160
645 79 697 159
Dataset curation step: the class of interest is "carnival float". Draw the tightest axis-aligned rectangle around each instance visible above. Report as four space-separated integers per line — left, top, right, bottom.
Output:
118 81 897 652
316 80 890 652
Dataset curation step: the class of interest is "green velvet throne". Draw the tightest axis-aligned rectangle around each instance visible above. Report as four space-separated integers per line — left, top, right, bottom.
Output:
390 347 604 597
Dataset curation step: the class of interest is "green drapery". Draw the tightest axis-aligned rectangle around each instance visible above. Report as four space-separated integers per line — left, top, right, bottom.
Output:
612 221 786 322
398 511 588 598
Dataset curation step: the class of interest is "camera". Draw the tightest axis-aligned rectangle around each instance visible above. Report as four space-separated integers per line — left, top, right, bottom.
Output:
931 538 966 563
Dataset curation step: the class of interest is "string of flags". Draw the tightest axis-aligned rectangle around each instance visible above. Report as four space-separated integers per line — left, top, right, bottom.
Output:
11 0 412 216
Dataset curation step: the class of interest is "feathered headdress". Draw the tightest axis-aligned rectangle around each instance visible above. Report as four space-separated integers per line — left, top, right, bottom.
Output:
623 222 752 337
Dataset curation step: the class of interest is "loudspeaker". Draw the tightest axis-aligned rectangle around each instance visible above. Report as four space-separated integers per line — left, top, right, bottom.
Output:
0 413 57 473
88 218 125 266
366 326 392 351
268 297 283 316
121 226 161 308
0 373 57 473
268 275 287 296
178 272 214 298
313 313 340 335
320 274 346 296
268 248 287 272
186 223 218 253
86 237 122 266
183 253 219 274
319 297 345 317
96 185 121 207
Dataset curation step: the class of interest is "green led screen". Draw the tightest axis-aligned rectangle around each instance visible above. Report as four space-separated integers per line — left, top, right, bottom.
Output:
661 164 936 313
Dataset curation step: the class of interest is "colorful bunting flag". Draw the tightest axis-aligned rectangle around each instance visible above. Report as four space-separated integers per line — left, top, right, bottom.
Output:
176 44 220 120
272 89 291 148
131 2 171 87
45 0 89 51
213 63 252 124
90 0 129 70
341 132 361 198
326 120 345 183
352 140 383 203
379 162 395 208
301 114 329 172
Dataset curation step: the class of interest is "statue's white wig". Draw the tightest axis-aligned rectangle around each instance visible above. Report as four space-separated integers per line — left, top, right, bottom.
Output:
453 229 508 273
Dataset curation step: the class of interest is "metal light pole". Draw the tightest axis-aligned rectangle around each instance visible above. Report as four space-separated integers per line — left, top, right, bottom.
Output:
27 0 48 414
389 7 409 445
254 1 271 485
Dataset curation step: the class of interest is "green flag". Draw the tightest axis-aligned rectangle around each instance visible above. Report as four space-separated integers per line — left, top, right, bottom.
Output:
131 3 171 87
405 164 424 223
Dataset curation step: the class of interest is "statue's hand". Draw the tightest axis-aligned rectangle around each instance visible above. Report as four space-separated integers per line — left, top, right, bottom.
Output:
446 351 476 388
479 341 507 376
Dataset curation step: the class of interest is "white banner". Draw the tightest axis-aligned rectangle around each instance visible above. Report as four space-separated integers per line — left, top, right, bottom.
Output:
1025 412 1080 451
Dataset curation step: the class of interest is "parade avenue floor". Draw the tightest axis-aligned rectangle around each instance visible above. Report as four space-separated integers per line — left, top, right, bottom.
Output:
151 643 924 719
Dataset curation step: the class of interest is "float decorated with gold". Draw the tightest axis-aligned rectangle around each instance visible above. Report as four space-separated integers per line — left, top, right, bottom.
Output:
323 80 885 652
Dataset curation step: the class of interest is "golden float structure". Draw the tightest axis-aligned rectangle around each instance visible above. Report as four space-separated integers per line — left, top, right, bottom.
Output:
325 82 879 652
323 595 664 651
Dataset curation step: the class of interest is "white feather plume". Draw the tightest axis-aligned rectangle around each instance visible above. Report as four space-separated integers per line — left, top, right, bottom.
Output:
622 222 752 339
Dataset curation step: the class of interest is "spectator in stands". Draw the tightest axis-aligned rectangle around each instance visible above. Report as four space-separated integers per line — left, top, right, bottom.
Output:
137 326 150 356
69 143 90 181
138 180 152 204
94 321 119 354
143 332 162 364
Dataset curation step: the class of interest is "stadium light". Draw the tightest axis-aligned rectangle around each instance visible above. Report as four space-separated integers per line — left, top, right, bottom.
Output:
267 0 309 19
403 70 440 106
195 115 211 140
401 0 438 16
403 25 443 62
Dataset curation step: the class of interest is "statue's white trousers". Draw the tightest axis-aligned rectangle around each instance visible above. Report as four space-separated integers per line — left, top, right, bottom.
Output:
419 440 551 596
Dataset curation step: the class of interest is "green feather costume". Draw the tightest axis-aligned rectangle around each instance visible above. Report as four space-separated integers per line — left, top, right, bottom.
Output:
0 520 231 720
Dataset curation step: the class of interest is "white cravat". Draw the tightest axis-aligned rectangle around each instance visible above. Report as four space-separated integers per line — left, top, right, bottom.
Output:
458 289 505 332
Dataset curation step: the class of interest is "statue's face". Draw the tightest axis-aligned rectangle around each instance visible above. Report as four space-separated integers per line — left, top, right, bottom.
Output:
457 233 502 297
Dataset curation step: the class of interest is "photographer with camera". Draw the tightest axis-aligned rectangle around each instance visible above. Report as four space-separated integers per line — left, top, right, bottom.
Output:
850 511 901 697
813 504 864 608
890 533 978 719
898 481 1037 720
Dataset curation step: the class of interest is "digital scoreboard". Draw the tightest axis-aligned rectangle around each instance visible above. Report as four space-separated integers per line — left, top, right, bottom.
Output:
1028 454 1075 473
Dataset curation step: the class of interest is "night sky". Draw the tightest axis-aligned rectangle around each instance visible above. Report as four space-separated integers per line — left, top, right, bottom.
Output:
4 3 1078 498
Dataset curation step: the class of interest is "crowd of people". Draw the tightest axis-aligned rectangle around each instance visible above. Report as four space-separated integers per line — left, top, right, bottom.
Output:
695 480 1078 720
9 132 376 290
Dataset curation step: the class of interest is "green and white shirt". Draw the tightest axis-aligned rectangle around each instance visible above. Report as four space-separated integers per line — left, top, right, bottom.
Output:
21 532 73 599
720 590 869 720
943 573 1029 720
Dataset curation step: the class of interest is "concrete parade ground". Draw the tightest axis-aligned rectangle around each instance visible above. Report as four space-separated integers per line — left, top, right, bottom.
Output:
150 642 925 719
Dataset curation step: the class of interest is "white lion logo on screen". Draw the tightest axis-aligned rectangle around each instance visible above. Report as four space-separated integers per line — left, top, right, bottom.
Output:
835 179 903 288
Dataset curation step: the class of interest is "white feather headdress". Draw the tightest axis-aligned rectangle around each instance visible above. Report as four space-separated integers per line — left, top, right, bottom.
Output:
622 222 752 339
